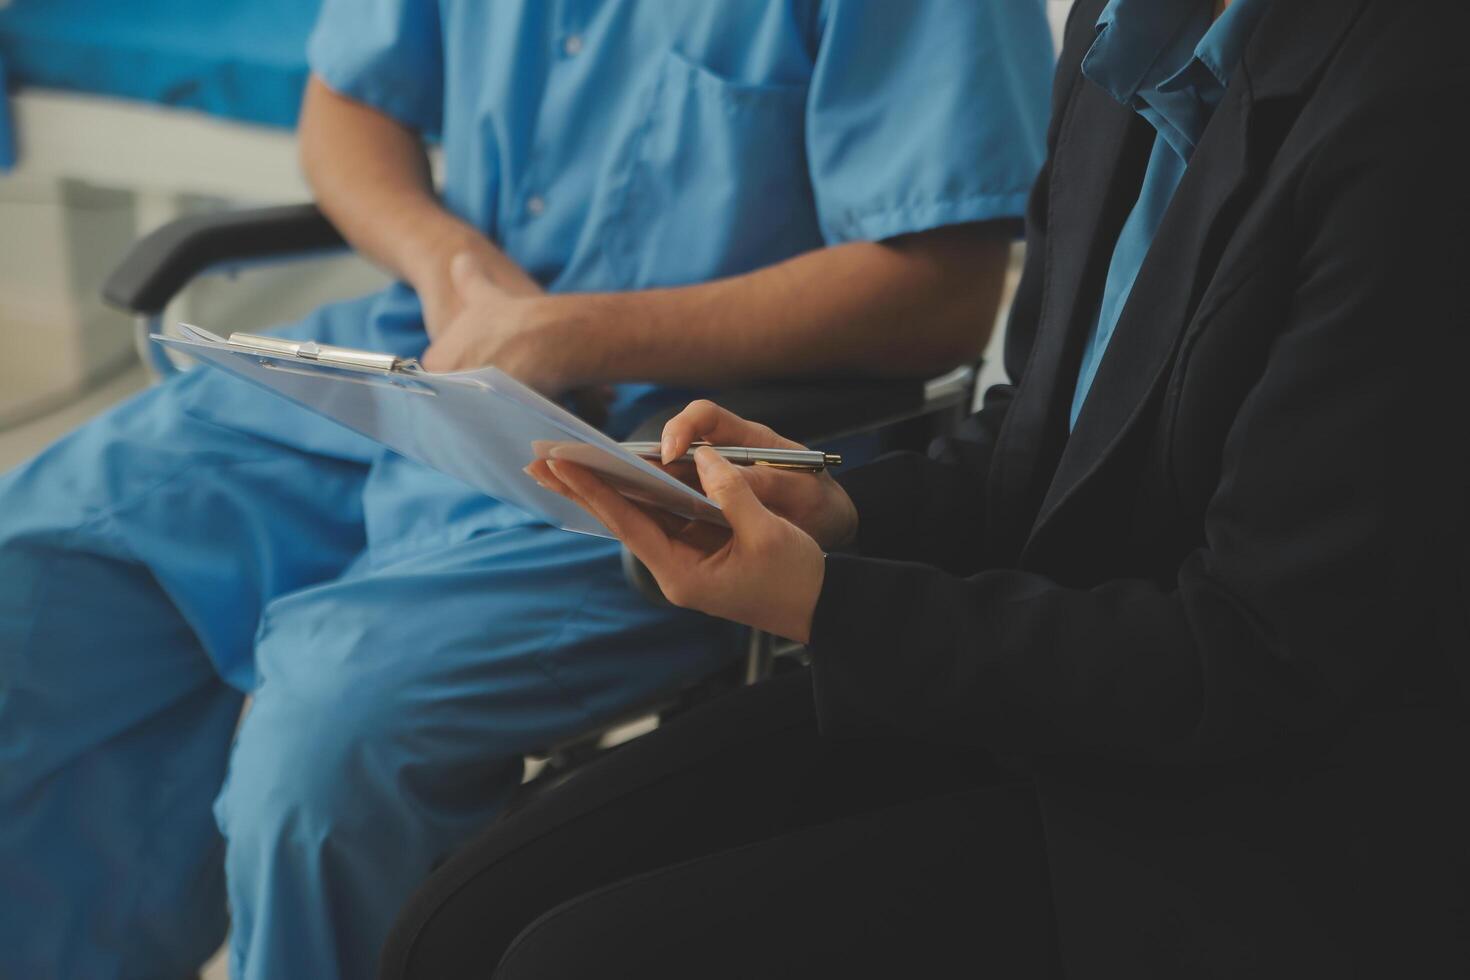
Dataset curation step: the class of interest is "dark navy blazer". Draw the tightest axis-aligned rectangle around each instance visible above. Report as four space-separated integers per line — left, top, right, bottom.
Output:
811 1 1469 974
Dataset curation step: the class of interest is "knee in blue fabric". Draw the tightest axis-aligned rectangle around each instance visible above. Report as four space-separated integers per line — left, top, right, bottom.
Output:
211 588 536 979
213 599 524 859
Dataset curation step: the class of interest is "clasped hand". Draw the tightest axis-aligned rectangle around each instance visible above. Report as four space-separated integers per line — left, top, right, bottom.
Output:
526 400 860 645
418 253 572 394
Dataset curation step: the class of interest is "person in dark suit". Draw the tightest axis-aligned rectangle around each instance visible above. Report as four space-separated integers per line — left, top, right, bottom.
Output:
381 0 1469 976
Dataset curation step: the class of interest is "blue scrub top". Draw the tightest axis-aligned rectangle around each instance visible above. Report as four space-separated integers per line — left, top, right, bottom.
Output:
307 0 1055 297
1069 0 1271 429
299 0 1054 546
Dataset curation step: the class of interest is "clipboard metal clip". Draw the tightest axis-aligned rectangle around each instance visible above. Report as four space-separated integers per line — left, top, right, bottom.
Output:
227 333 419 375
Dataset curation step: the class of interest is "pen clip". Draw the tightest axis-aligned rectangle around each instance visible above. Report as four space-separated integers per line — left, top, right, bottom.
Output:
752 459 824 473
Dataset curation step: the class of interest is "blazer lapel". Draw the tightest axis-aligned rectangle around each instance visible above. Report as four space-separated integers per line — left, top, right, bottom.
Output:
986 78 1154 560
1019 0 1370 560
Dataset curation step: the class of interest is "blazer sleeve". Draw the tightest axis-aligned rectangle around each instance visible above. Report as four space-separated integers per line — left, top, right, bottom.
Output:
834 390 1008 575
810 91 1468 766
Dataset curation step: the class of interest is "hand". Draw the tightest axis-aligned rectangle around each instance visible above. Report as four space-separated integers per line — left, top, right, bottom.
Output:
527 448 827 644
659 400 859 551
421 254 575 394
414 243 540 340
413 240 542 340
414 252 475 341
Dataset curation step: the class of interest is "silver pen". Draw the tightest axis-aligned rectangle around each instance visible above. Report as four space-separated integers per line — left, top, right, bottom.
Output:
621 441 842 473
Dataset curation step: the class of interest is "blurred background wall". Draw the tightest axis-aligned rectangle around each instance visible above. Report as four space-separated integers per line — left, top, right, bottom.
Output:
1049 0 1072 46
0 0 386 448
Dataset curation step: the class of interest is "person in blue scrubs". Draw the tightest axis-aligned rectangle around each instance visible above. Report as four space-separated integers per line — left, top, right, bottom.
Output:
0 2 1053 977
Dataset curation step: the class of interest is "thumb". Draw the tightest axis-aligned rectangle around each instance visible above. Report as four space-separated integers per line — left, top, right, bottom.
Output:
694 447 768 532
450 252 496 299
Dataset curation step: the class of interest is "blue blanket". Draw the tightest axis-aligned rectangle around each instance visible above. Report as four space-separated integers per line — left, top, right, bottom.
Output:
0 0 320 170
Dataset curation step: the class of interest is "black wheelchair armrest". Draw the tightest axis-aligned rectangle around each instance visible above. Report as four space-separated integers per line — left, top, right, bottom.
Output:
102 203 346 317
698 377 926 444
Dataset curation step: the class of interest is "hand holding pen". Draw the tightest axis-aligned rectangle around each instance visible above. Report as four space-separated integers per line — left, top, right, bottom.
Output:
528 399 859 645
649 400 858 551
621 441 842 473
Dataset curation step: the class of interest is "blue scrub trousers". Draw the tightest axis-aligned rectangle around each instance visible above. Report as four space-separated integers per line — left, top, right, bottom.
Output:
0 289 733 979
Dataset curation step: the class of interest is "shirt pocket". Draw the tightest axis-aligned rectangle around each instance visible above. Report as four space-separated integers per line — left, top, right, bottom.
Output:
601 49 822 288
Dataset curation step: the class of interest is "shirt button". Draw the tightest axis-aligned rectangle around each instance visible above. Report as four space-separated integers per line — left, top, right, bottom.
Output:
526 195 547 217
563 34 583 57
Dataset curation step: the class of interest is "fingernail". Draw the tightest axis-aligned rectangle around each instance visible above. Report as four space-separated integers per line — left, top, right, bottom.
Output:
660 436 675 465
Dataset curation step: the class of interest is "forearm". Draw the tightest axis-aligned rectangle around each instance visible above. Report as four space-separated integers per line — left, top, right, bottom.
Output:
547 226 1010 388
298 75 535 295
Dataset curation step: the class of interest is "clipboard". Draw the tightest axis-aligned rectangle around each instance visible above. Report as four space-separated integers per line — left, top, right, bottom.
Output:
152 324 725 538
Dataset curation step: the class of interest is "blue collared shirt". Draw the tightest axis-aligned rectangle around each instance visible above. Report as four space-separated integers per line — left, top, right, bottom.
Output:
306 0 1054 443
308 0 1054 295
1069 0 1271 429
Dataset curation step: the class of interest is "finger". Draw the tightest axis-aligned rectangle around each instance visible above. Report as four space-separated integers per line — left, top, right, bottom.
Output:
524 460 571 496
524 462 600 523
693 447 772 535
660 400 804 464
420 336 459 373
548 461 675 568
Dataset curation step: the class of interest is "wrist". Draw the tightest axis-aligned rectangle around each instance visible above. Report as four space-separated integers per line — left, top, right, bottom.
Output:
784 540 826 646
402 219 485 290
499 293 592 393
